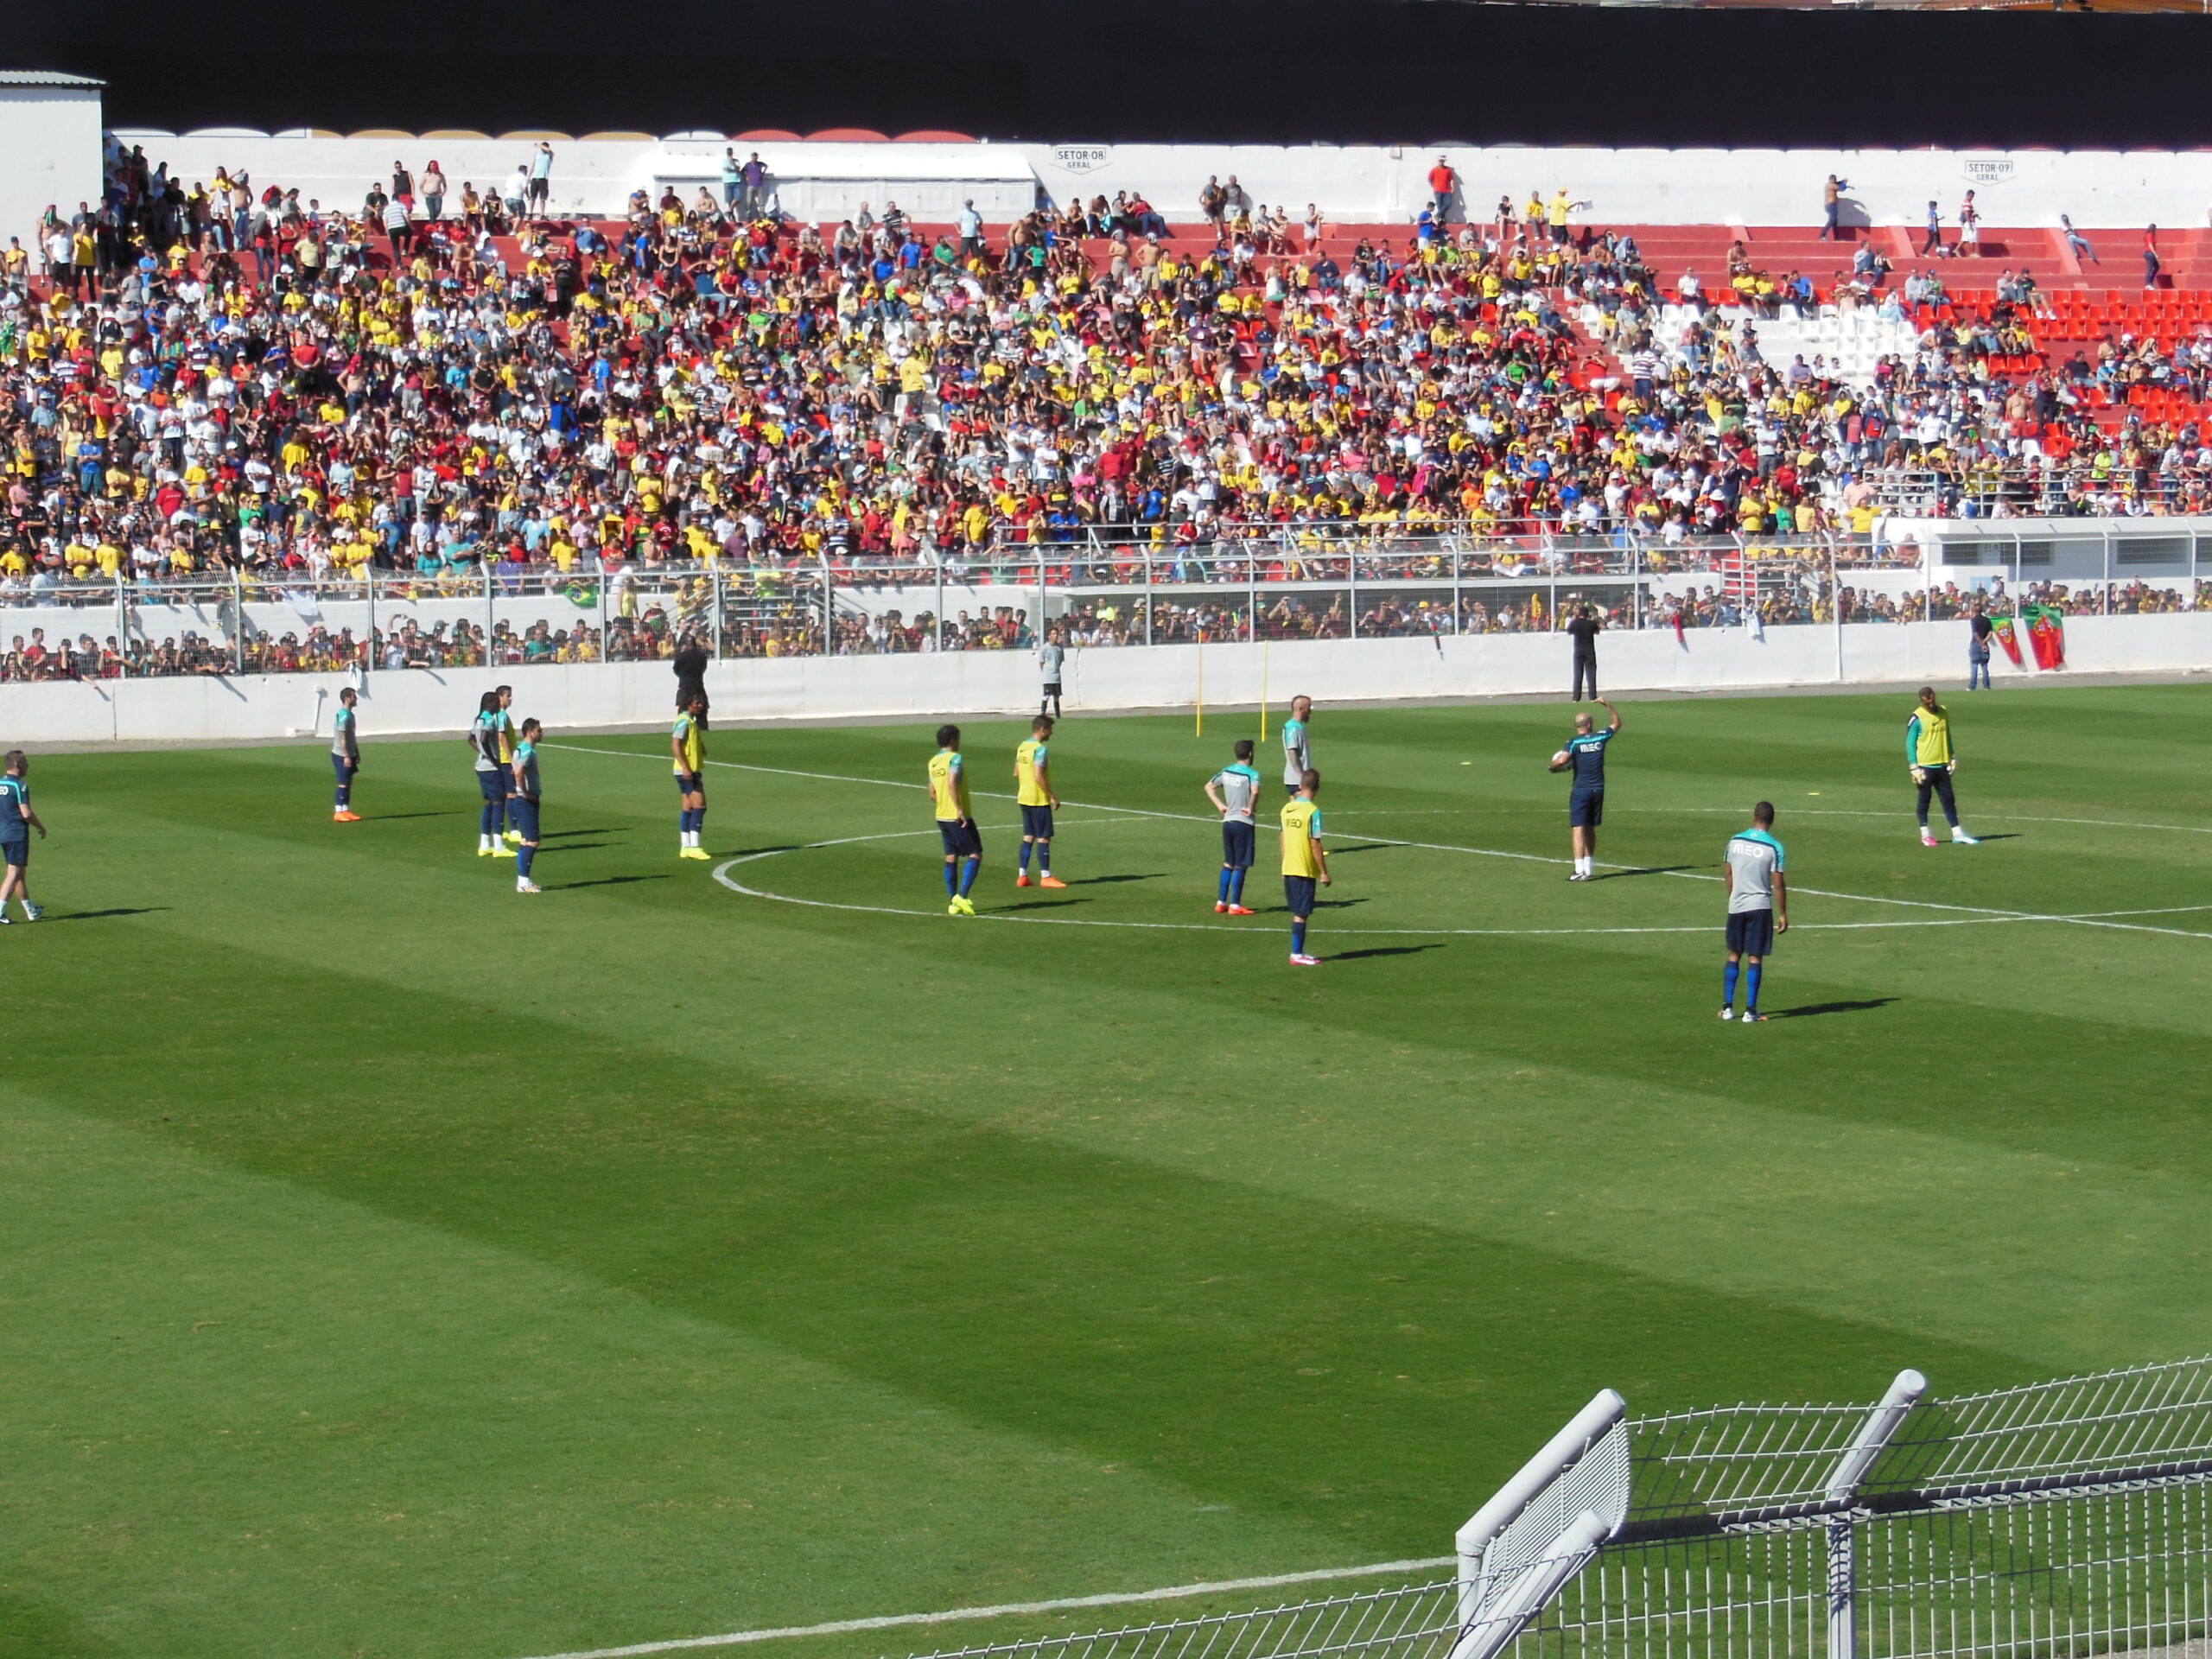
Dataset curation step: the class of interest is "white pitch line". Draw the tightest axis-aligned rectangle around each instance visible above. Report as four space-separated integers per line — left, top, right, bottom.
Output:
550 745 2212 941
503 1558 1457 1659
712 834 2212 939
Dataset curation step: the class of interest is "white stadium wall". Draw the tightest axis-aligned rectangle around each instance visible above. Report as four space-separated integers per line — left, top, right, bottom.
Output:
0 613 2203 747
103 130 2212 230
0 79 104 252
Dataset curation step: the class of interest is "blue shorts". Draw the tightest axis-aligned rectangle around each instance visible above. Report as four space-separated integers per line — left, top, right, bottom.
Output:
1222 821 1255 868
938 819 983 858
1283 874 1318 917
1021 804 1055 840
512 798 541 842
1726 909 1776 957
0 836 25 870
478 768 509 803
1570 788 1605 828
675 772 702 797
332 753 356 781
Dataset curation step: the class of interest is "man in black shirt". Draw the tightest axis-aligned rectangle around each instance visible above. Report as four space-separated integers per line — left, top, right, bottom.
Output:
672 630 709 711
1566 605 1602 702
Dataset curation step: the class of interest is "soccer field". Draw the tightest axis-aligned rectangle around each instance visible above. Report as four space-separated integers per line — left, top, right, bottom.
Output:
3 685 2209 1659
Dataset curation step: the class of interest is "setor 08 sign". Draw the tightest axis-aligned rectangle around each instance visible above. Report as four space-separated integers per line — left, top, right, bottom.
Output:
1051 145 1110 175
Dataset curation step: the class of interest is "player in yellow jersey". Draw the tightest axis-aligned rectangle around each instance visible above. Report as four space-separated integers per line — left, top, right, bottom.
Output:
671 690 710 859
929 723 982 915
1014 715 1065 889
495 684 523 844
1281 768 1330 967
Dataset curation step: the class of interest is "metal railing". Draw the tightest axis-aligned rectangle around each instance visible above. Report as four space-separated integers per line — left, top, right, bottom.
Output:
896 1358 2212 1659
0 532 2197 681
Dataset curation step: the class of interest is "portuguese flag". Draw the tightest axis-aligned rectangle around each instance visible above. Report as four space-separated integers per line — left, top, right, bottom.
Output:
2024 603 2067 671
1987 613 2024 667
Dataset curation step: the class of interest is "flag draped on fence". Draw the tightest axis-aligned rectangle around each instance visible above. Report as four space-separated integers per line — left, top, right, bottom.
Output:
1988 613 2024 667
2024 604 2067 670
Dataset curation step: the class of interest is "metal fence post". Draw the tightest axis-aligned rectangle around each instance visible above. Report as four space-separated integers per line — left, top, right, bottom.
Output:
366 568 378 672
936 550 945 652
232 566 245 674
711 565 723 659
115 575 128 675
1821 1368 1928 1659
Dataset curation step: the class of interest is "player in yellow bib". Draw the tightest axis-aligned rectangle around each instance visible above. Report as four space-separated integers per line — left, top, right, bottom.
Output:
930 723 982 915
671 691 710 860
1280 767 1330 968
1014 715 1065 889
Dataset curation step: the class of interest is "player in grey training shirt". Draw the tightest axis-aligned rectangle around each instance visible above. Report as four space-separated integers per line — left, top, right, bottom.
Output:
1205 738 1264 913
1039 627 1066 719
1280 694 1313 796
1720 801 1788 1024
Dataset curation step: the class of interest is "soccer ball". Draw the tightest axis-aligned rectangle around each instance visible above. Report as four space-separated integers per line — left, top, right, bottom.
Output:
1549 750 1571 772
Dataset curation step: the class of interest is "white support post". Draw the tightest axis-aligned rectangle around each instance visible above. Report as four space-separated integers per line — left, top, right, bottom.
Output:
1455 1388 1626 1628
1822 1369 1928 1659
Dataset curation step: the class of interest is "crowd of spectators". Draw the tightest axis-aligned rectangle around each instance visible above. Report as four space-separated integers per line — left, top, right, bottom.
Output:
2 137 2209 678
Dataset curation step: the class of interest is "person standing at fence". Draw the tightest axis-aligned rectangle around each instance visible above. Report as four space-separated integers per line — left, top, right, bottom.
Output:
1281 695 1313 798
331 685 362 822
1967 601 1993 691
1553 697 1621 881
471 691 514 858
1719 802 1788 1024
0 750 47 924
1907 686 1980 848
1039 626 1065 719
1014 715 1065 890
672 630 709 712
1281 769 1330 968
1567 604 1602 701
931 724 982 916
1819 175 1842 241
511 718 544 894
673 691 710 861
1205 739 1262 915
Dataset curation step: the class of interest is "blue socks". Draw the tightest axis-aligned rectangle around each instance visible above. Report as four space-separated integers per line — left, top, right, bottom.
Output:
518 845 536 879
335 784 349 810
1723 959 1740 1008
1291 920 1306 955
1020 841 1034 873
1745 963 1763 1014
943 861 958 897
1036 844 1051 876
959 856 979 897
481 801 499 835
1218 868 1234 902
677 807 706 835
1230 868 1246 903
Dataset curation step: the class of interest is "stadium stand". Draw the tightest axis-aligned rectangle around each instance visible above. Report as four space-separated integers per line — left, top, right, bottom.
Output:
2 136 2209 680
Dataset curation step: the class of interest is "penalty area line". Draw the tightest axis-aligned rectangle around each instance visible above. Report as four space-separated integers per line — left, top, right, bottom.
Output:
500 1556 1458 1659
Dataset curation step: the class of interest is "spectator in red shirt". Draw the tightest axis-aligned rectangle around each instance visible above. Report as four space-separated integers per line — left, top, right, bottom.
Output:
1427 156 1457 224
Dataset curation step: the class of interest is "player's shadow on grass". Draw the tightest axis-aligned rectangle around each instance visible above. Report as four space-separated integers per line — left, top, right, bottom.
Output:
552 874 672 890
1000 897 1090 912
541 827 618 839
727 844 803 860
1331 944 1445 962
1773 997 1897 1019
1970 833 2024 842
1313 896 1370 910
49 906 169 922
1594 864 1696 880
1328 843 1394 855
1071 873 1166 884
367 810 466 821
542 842 615 853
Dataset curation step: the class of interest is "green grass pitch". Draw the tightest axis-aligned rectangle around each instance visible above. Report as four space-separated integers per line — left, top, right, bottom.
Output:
3 685 2209 1659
